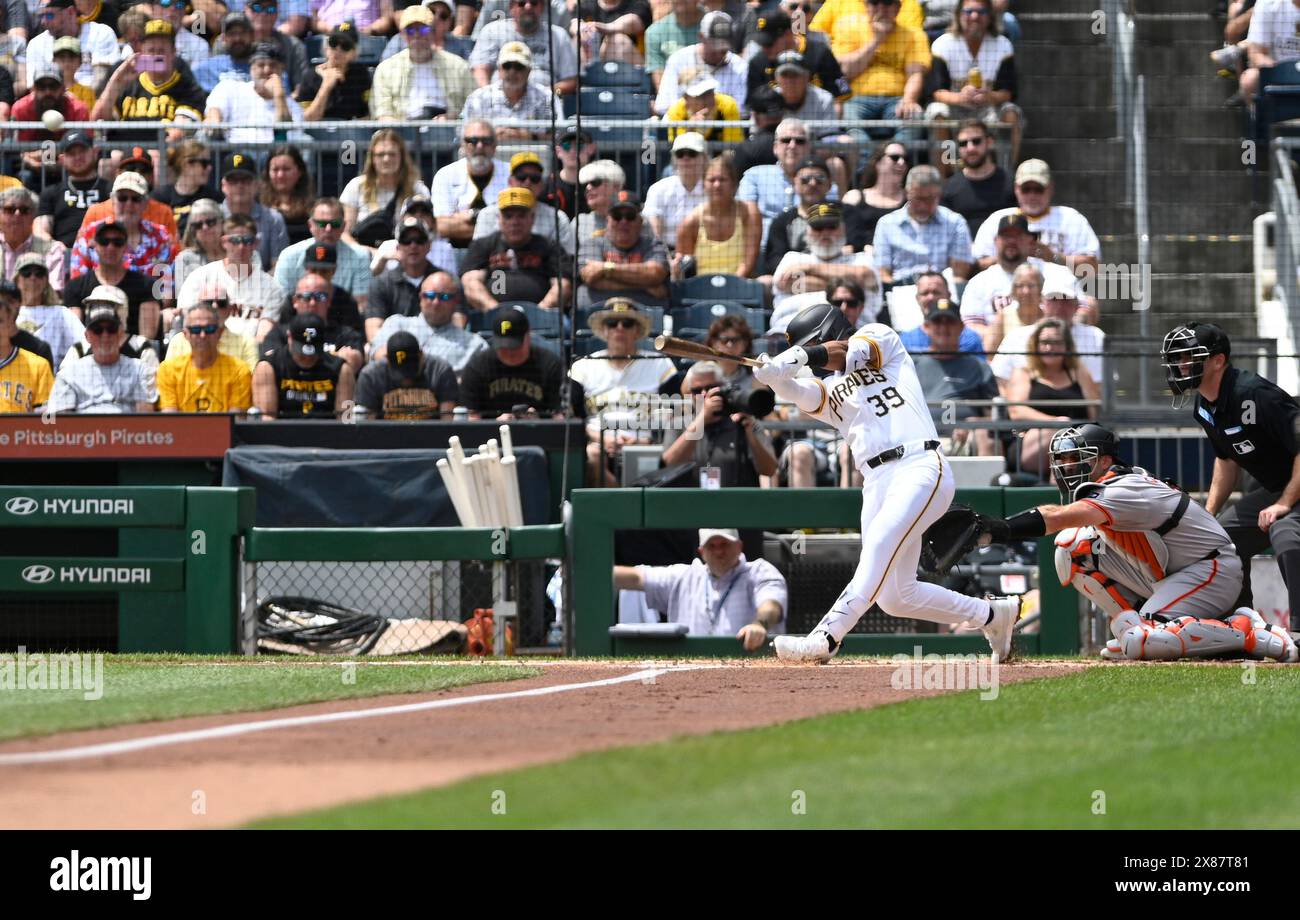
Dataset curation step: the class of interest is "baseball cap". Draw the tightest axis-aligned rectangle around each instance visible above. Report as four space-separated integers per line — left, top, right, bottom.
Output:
304 242 337 269
399 4 434 28
249 41 282 63
805 202 842 229
30 63 62 85
924 298 960 323
997 212 1032 235
144 18 175 38
93 220 127 243
328 21 358 49
397 216 430 241
683 74 719 97
510 151 543 174
52 36 81 56
14 253 47 274
222 10 252 30
498 41 531 67
120 146 153 169
698 528 741 545
558 123 592 145
289 312 325 356
403 194 434 216
112 171 149 197
1042 275 1077 300
84 285 129 325
493 308 530 348
774 50 809 75
1015 158 1052 187
748 85 784 116
700 10 732 43
386 331 422 379
1191 322 1231 357
424 0 453 10
221 151 257 178
672 131 707 155
796 154 830 175
0 279 17 302
753 10 791 47
608 189 641 215
498 187 535 211
59 130 93 152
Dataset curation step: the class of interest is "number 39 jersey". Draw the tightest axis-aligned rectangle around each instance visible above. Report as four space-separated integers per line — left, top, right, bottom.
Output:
805 324 938 472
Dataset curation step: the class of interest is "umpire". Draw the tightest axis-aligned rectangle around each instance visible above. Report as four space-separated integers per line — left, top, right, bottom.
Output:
1162 323 1300 626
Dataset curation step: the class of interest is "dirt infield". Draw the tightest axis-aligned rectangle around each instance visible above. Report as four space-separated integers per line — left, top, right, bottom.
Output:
0 659 1088 829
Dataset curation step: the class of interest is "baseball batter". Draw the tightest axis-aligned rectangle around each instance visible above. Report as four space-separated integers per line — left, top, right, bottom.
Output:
978 424 1297 661
753 301 1020 663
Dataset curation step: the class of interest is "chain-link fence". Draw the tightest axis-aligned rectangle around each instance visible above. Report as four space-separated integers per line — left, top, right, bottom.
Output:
244 557 560 656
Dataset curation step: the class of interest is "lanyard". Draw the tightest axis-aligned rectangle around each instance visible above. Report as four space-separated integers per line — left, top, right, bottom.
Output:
706 566 743 629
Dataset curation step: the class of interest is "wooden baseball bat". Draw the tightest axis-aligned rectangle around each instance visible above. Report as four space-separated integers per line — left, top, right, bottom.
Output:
654 335 763 368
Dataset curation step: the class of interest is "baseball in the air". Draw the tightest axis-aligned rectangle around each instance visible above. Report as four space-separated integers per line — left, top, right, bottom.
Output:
42 109 65 132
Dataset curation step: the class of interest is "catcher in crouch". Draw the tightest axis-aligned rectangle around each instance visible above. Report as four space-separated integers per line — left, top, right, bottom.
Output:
976 424 1297 661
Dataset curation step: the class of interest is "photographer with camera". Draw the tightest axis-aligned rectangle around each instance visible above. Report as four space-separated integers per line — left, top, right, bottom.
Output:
661 361 777 488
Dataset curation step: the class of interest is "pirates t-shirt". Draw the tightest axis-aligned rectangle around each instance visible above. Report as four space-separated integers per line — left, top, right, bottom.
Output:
114 69 207 139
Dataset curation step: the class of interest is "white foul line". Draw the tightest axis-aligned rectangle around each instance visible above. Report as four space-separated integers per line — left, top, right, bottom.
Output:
0 668 671 766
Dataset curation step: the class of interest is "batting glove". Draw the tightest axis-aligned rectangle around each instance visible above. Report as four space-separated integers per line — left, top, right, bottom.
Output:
753 353 795 386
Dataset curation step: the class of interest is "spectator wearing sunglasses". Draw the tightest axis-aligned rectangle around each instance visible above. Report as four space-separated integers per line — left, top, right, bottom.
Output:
146 0 212 68
644 132 709 250
218 152 290 274
810 0 930 142
220 0 310 90
939 119 1014 238
655 10 748 116
365 216 444 341
50 286 159 413
459 41 557 140
430 120 511 246
274 198 372 308
542 124 597 218
841 141 909 246
2 188 68 299
77 147 180 246
380 0 473 62
576 190 670 309
473 152 574 254
171 199 228 308
62 221 162 339
745 7 851 106
470 0 578 95
371 5 474 119
737 117 839 249
10 64 90 189
253 311 356 418
70 173 174 288
36 132 109 250
260 273 365 373
298 21 372 119
165 279 261 371
156 300 253 413
178 214 286 341
463 187 571 313
761 155 865 285
369 271 488 372
14 253 82 374
153 141 221 237
94 19 206 144
24 0 118 94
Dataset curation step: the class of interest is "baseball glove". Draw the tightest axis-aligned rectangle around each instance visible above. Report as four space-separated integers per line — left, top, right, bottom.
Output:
919 504 985 579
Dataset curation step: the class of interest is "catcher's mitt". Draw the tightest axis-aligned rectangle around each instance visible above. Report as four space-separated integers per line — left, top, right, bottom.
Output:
919 503 985 579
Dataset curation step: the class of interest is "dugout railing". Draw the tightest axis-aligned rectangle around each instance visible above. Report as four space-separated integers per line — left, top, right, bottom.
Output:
0 485 253 653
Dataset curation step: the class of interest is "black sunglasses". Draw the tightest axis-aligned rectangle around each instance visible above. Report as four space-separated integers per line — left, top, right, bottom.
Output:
514 171 544 183
17 266 47 278
957 138 985 148
87 323 121 335
97 237 128 247
604 318 639 329
830 297 861 308
187 324 220 335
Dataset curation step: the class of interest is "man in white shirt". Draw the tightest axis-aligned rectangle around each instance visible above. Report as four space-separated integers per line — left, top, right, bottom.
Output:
614 528 787 650
472 152 574 254
430 120 511 247
203 42 306 146
178 214 285 338
23 0 118 91
48 288 157 414
643 131 709 250
959 211 1079 330
655 10 749 116
991 278 1105 384
770 202 877 328
369 271 488 372
1242 0 1300 109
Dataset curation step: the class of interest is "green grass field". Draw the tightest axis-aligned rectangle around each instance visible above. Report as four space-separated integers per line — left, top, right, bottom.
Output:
0 655 537 742
254 664 1300 829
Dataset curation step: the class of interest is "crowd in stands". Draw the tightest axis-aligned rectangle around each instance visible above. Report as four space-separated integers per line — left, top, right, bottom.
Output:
0 0 1117 495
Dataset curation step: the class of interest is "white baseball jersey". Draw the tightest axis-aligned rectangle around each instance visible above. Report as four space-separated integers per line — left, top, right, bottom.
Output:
958 259 1081 327
1247 0 1300 63
804 323 938 471
971 205 1101 263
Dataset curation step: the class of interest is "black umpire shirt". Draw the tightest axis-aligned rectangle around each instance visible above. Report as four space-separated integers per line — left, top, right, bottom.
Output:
1193 366 1300 492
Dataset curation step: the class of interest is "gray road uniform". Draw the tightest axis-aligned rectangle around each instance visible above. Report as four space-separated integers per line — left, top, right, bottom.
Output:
1057 466 1294 660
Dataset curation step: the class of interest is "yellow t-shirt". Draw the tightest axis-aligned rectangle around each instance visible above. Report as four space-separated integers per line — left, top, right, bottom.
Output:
809 0 930 98
156 352 252 413
665 92 745 144
68 81 96 110
0 346 54 413
165 326 261 372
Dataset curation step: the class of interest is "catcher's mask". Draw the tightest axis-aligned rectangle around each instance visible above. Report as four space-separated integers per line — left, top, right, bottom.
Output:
785 300 855 348
1049 424 1120 503
1160 323 1229 409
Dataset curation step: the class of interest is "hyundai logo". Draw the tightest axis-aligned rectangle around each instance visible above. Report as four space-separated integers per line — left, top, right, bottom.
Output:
22 565 55 584
4 497 38 516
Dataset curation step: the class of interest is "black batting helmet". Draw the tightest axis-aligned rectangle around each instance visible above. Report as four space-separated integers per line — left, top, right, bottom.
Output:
1160 323 1230 408
1049 424 1121 503
785 301 855 348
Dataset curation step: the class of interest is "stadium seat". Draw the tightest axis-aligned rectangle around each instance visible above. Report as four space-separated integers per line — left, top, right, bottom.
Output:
357 35 387 66
473 301 566 337
670 300 767 339
581 60 653 93
562 87 651 119
672 275 766 310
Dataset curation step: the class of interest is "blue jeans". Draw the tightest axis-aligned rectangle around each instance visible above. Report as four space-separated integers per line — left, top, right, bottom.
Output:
844 94 920 144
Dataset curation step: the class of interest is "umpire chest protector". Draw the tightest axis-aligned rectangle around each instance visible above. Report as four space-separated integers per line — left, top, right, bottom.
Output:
1192 367 1300 492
